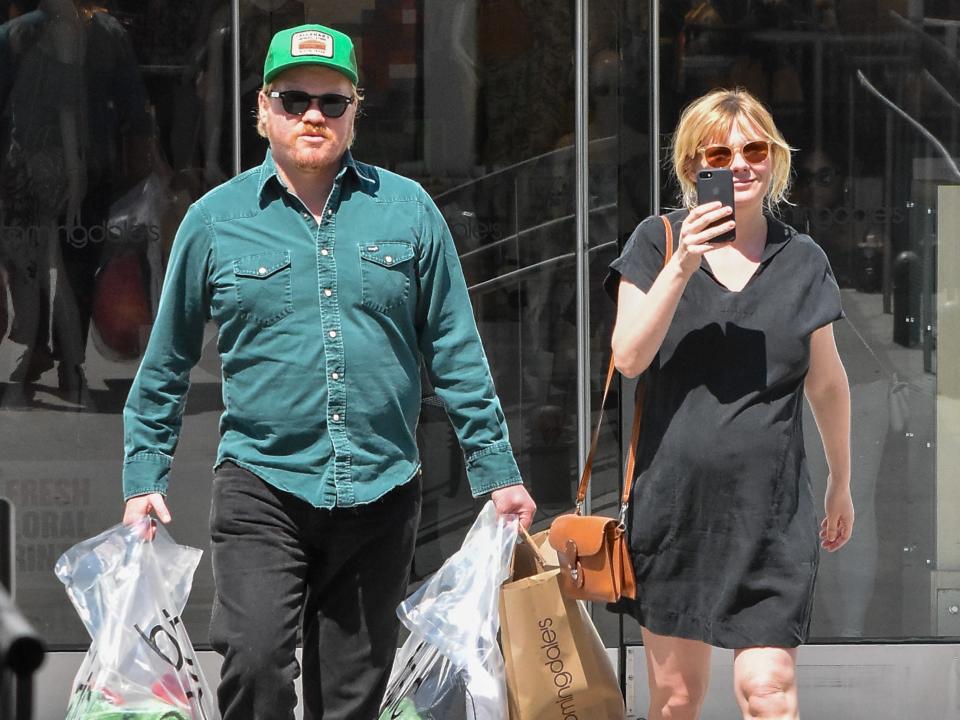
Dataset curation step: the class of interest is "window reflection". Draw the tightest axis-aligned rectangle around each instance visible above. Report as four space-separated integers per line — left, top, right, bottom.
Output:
1 0 152 405
0 0 232 644
0 0 956 650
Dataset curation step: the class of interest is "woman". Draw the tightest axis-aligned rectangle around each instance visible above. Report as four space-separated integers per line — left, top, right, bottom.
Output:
607 88 853 720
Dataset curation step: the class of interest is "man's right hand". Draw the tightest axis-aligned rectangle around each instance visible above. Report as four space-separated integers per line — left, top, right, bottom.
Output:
122 493 172 525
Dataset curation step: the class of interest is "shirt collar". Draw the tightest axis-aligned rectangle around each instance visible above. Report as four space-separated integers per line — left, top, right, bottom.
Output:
341 150 375 185
257 148 374 200
760 214 795 263
698 213 794 281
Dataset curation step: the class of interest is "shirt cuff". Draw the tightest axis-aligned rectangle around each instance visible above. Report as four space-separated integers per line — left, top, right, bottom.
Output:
464 440 523 497
123 452 173 500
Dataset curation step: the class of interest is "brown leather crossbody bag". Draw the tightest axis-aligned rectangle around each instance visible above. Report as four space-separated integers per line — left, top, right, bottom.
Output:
547 215 675 603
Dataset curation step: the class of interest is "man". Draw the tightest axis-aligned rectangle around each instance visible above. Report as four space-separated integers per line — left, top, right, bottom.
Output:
121 23 535 720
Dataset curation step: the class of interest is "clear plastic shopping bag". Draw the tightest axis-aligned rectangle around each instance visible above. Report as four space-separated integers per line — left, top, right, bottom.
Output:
379 637 471 719
379 501 518 720
55 520 218 720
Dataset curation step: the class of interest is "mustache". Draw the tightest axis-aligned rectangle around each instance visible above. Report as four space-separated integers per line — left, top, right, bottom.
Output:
299 123 334 139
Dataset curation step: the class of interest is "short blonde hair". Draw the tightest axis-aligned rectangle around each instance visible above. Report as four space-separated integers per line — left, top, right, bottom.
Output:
671 88 793 211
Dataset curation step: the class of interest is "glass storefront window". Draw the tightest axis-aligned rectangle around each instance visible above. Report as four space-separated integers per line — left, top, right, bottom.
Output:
0 0 585 648
0 0 238 646
644 0 960 642
1 0 958 653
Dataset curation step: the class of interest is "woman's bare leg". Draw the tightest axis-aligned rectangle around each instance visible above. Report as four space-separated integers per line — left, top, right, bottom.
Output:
733 646 799 719
642 626 712 720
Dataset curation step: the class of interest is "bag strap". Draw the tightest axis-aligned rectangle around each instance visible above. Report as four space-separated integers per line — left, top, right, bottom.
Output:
575 215 675 522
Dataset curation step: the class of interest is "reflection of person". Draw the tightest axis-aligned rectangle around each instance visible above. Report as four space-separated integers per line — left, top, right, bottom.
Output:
606 88 853 719
790 147 851 282
0 0 151 401
57 0 152 394
0 0 85 395
200 0 304 185
807 372 884 637
120 24 535 719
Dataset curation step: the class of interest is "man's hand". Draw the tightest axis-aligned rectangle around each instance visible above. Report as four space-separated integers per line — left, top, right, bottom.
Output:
123 493 171 525
490 484 536 529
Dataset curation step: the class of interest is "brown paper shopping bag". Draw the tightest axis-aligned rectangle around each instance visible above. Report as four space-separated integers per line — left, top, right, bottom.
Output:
500 529 626 720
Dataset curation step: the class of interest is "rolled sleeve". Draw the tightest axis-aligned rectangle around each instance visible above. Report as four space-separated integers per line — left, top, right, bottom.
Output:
122 452 173 499
414 188 523 497
464 440 523 497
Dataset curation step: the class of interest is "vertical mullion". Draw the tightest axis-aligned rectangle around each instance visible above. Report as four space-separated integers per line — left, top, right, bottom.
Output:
575 0 592 512
232 0 242 175
649 1 660 215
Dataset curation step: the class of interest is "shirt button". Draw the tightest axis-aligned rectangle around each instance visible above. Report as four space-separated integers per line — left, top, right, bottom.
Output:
257 267 267 275
331 372 340 380
324 289 333 297
385 256 393 264
326 208 333 217
332 413 341 422
321 248 329 256
302 212 309 219
328 330 337 338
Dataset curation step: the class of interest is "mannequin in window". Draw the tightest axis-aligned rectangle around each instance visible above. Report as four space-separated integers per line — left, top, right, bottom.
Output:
0 0 86 401
58 0 152 398
201 0 305 185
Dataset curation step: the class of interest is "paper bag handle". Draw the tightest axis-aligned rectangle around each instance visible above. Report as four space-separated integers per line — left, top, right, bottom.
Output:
518 524 548 569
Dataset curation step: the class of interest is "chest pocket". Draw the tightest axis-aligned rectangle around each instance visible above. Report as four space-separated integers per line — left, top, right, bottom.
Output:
359 241 416 312
233 250 295 327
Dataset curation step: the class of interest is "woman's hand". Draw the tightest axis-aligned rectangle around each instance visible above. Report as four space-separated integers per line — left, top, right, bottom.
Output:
675 201 734 276
820 479 854 552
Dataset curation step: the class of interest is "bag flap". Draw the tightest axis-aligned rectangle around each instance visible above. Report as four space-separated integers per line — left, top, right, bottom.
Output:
359 241 415 268
547 515 616 557
233 250 291 278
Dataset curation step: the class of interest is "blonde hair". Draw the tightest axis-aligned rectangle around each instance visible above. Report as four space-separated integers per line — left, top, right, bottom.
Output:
671 88 793 211
256 83 364 148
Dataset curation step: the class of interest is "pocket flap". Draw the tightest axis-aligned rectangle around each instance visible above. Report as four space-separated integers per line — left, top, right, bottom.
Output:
234 250 291 278
359 241 414 268
548 515 617 557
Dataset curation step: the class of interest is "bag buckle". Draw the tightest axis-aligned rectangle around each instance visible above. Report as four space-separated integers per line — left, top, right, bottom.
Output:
617 503 628 530
560 539 585 588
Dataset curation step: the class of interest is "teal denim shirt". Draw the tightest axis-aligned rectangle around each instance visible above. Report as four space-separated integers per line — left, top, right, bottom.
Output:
122 150 522 507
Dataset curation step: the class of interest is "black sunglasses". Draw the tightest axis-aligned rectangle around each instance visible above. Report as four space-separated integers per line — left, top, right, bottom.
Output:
268 90 354 118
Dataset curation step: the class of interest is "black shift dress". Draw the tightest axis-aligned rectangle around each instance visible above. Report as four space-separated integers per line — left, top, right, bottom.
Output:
606 209 843 649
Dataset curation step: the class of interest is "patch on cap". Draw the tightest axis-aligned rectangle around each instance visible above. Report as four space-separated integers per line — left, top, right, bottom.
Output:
291 30 334 58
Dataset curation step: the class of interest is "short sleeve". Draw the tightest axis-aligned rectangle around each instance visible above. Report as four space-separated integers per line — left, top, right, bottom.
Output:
800 240 844 334
603 214 675 301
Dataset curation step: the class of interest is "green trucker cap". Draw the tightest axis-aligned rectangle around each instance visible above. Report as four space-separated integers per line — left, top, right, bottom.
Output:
263 24 359 85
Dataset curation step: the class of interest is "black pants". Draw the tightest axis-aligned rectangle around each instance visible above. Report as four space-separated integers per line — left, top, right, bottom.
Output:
209 462 421 720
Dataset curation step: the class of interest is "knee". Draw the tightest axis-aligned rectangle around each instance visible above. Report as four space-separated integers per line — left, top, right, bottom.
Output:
211 623 298 689
228 644 298 683
738 670 797 718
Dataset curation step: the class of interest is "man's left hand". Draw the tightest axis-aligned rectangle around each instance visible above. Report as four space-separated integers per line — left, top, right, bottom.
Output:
490 484 537 529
